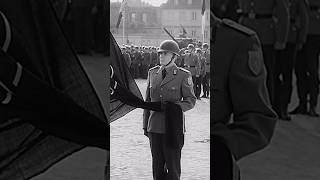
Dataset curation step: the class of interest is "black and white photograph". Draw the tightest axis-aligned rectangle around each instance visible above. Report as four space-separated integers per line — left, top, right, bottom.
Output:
109 0 210 179
212 0 320 179
0 0 109 180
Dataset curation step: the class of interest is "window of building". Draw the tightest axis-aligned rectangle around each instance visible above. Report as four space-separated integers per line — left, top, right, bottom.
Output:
188 0 192 5
131 13 136 22
142 13 147 24
174 0 179 5
192 11 197 21
191 30 196 37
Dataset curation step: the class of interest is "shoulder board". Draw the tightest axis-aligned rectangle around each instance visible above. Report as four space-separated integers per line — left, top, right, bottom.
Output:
222 18 256 36
149 65 160 72
178 67 190 74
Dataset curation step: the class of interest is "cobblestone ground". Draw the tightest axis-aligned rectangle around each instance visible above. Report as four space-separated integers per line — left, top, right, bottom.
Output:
239 77 320 180
110 79 210 180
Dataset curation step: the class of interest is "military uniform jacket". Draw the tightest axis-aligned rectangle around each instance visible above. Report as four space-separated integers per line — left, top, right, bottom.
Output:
238 0 290 46
203 50 210 73
183 52 198 76
287 0 309 44
212 18 277 160
199 55 206 76
308 0 320 35
143 64 196 134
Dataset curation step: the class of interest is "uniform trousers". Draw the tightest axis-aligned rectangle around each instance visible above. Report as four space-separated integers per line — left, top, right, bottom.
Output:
149 132 182 180
295 35 320 108
202 72 210 97
195 76 202 98
262 45 276 106
274 43 297 113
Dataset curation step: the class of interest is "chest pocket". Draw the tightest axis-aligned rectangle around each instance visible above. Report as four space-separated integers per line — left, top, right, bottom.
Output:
165 85 180 99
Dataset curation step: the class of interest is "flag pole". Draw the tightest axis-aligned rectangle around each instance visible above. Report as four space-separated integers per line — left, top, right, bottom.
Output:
122 7 125 45
202 12 205 44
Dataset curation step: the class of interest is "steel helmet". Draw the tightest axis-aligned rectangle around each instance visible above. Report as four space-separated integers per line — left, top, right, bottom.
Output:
202 43 209 48
157 40 180 56
187 43 194 49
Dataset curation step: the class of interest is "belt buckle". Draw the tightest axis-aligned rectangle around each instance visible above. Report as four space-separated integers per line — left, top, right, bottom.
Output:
248 12 256 19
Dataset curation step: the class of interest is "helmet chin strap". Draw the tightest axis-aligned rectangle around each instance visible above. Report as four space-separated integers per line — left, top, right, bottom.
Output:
164 55 175 67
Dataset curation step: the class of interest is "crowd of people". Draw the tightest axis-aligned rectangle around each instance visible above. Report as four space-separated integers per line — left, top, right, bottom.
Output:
120 42 210 100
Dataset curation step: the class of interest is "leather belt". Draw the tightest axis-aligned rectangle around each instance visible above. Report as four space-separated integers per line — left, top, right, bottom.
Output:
240 13 273 19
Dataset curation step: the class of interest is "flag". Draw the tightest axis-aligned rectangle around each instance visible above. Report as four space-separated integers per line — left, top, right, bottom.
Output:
109 32 162 122
201 0 206 36
0 0 108 179
116 0 127 29
109 32 142 121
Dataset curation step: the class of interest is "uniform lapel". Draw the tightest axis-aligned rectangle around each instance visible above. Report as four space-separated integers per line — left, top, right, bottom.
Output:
154 67 163 87
160 65 177 87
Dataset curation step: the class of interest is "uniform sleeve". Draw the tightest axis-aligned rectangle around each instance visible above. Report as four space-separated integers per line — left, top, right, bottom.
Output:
212 35 277 160
274 0 290 47
142 71 151 129
176 72 196 112
298 0 309 44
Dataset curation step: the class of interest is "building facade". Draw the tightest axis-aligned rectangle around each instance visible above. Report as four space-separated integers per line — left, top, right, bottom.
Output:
160 0 210 43
110 0 210 45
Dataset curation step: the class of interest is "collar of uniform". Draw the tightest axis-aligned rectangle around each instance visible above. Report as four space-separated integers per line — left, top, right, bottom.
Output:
156 63 177 74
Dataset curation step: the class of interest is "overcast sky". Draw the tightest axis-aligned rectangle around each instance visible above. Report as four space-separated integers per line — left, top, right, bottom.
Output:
110 0 168 7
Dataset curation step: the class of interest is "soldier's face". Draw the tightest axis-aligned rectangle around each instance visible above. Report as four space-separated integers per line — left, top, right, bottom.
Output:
159 51 173 66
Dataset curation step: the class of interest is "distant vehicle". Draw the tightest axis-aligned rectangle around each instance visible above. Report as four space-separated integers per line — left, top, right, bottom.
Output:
163 28 197 49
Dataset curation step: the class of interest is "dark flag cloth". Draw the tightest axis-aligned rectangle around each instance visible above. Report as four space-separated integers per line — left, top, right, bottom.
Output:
109 32 162 122
0 0 108 179
164 102 184 149
212 136 240 180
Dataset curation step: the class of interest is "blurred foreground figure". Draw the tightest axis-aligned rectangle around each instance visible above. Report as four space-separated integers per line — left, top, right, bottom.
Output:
0 0 108 179
211 12 277 180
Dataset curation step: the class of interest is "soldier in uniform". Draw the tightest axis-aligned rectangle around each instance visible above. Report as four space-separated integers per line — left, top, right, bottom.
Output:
202 43 210 98
143 40 196 180
141 47 150 79
237 0 290 108
291 0 320 117
211 12 277 179
274 0 309 120
183 44 198 97
195 48 203 99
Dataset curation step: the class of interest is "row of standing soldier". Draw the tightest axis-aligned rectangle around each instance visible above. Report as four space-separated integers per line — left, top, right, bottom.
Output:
120 43 211 99
213 0 320 120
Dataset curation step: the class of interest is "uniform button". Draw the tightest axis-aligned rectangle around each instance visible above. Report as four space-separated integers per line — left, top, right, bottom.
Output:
250 2 254 6
160 95 162 98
